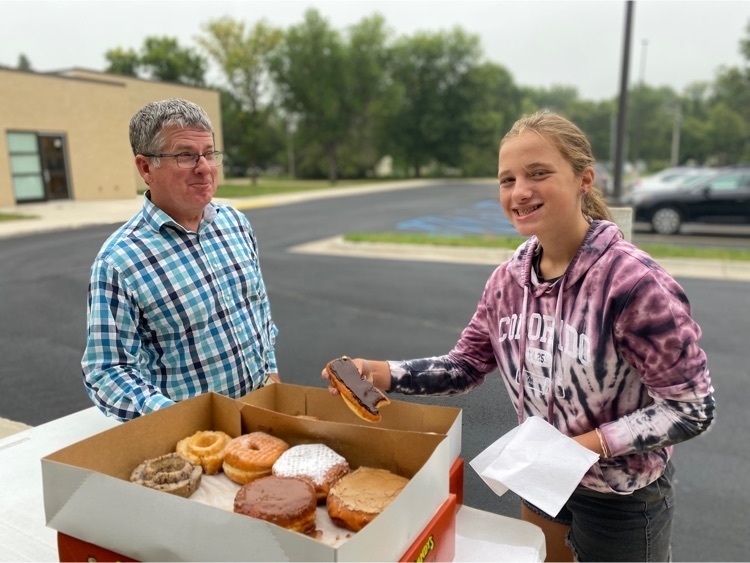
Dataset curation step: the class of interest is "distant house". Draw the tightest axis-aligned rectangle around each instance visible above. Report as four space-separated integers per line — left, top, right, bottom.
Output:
0 67 223 207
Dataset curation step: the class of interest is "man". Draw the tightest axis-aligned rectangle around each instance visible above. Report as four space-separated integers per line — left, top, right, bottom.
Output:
82 98 279 421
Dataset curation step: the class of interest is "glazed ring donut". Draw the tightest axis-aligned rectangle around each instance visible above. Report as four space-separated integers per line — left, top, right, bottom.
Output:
272 443 350 501
176 430 231 475
234 475 317 534
223 432 290 485
326 467 409 531
130 452 202 498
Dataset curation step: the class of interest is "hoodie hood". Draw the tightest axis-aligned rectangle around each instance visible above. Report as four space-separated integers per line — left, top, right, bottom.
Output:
507 220 623 293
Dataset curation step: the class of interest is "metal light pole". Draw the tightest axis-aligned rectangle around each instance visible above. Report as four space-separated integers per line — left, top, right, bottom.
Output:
613 0 635 204
671 103 682 166
631 38 648 177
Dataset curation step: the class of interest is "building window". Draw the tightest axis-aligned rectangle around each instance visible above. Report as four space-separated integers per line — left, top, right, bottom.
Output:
7 132 45 202
7 132 70 202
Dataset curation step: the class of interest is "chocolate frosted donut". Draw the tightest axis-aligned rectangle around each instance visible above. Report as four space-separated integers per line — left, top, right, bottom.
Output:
234 475 317 534
130 452 202 498
326 357 390 422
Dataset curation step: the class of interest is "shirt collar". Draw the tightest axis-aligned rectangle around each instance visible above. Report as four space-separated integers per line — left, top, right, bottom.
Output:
142 190 218 234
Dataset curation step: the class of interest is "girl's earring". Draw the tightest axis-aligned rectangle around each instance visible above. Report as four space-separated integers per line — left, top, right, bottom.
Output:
580 188 586 195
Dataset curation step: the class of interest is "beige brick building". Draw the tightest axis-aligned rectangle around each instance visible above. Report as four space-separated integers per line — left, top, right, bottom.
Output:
0 67 223 207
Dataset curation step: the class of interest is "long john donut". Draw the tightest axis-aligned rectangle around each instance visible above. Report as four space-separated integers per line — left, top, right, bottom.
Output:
326 357 390 423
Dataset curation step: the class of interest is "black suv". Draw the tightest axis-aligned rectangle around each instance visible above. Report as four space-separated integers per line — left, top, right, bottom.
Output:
632 167 750 235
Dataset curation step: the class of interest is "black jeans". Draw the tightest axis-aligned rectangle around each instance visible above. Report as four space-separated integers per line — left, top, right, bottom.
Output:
523 462 675 562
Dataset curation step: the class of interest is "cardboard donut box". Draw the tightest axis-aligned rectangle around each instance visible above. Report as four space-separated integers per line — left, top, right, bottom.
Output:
42 384 462 561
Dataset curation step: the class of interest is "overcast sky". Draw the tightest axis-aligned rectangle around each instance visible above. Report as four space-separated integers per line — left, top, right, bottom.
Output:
2 0 749 101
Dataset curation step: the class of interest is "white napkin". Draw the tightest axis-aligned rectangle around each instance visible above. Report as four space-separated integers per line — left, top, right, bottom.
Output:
470 417 599 517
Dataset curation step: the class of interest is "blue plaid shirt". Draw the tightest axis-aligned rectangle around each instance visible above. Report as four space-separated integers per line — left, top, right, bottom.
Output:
82 194 278 421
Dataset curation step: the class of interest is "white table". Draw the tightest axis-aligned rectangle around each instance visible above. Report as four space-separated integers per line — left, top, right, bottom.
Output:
0 408 545 562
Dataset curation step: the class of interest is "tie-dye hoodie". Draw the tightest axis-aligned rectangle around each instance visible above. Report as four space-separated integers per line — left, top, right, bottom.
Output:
388 220 715 494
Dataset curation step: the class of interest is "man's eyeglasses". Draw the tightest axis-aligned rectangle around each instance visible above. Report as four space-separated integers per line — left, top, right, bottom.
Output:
143 151 223 169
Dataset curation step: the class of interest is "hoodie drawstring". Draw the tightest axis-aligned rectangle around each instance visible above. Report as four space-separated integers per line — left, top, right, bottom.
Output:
516 274 567 426
547 276 566 422
516 285 530 425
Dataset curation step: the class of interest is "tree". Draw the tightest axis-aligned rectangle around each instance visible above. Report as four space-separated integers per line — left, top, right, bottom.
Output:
385 28 483 176
269 9 392 183
339 15 397 177
16 53 32 71
704 103 747 164
104 47 140 77
456 62 522 176
103 37 206 86
197 17 283 183
140 37 206 86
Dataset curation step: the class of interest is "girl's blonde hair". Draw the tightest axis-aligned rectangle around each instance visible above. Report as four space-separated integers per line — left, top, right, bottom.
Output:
501 110 612 221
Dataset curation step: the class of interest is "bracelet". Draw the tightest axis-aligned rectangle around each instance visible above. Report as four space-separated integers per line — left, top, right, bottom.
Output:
595 428 611 458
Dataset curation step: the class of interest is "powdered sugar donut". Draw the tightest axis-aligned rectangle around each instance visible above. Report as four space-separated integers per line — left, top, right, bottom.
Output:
272 443 349 501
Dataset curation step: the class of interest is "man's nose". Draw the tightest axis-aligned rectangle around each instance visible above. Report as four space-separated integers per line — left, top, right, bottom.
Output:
194 154 212 172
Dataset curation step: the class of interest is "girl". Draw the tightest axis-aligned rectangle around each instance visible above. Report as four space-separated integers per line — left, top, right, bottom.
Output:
323 110 714 562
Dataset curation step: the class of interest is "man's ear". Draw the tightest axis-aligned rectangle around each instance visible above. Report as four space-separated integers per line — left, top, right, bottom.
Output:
135 155 154 186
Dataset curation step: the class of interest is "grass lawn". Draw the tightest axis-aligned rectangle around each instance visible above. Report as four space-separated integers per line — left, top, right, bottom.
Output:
0 212 36 222
136 177 401 198
343 232 750 262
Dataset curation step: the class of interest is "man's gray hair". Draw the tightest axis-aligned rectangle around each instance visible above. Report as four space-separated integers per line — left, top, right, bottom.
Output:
129 98 214 156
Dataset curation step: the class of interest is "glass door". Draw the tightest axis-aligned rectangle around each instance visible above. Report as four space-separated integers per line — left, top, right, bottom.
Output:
7 132 70 203
39 135 70 200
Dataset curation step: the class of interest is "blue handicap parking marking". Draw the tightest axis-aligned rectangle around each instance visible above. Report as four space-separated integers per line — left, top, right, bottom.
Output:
396 200 519 235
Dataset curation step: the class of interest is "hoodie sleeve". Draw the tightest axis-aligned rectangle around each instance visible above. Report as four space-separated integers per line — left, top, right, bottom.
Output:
600 268 715 457
388 272 500 395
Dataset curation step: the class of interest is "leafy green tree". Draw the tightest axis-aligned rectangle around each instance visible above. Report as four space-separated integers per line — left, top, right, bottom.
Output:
627 84 679 167
523 85 581 114
269 9 392 183
104 47 140 76
704 103 747 164
17 53 32 71
385 28 483 176
269 9 348 183
104 37 206 86
340 14 396 177
457 62 522 177
140 37 206 86
218 89 286 177
197 17 283 183
566 100 618 167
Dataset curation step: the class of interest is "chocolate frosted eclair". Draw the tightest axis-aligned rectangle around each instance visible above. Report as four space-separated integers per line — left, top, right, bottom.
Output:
326 357 390 423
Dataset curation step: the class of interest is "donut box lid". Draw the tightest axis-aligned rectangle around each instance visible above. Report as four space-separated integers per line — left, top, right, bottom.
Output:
41 391 451 561
238 383 462 463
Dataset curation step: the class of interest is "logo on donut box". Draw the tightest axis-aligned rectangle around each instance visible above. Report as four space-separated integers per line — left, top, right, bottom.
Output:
42 390 454 562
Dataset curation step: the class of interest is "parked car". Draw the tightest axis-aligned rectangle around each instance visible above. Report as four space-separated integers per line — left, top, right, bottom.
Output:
626 167 713 200
632 168 750 234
